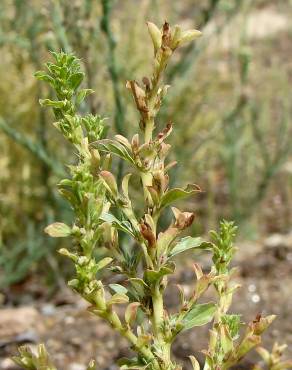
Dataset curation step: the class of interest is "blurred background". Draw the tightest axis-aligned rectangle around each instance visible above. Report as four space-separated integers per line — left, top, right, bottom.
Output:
0 0 291 369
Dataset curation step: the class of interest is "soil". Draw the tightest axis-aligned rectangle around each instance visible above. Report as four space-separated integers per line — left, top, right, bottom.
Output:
0 234 291 370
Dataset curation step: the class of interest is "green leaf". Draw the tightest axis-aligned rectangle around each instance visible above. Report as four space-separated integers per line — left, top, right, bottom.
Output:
95 139 135 164
39 99 65 108
144 263 175 286
44 222 71 237
221 314 241 339
108 293 129 305
182 303 216 331
109 283 128 295
128 278 149 299
76 88 94 104
96 257 113 271
86 360 96 370
168 237 213 258
160 184 201 210
34 71 54 84
117 357 146 370
100 213 135 237
68 71 84 90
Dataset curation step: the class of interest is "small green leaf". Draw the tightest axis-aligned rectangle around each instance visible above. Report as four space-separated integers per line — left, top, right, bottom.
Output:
144 263 175 286
109 283 128 295
76 88 94 104
96 257 113 271
147 22 162 53
39 99 65 108
117 357 146 370
220 324 234 354
128 278 149 299
95 139 135 164
87 359 96 370
108 293 129 305
68 71 84 90
100 171 118 198
100 213 135 237
34 71 54 84
178 29 202 47
221 314 241 339
182 303 216 331
169 237 213 258
122 173 132 199
160 184 201 210
44 222 71 237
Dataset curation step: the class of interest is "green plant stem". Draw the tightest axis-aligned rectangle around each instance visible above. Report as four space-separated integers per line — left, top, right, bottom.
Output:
145 117 155 144
152 286 171 367
92 295 158 367
152 287 164 337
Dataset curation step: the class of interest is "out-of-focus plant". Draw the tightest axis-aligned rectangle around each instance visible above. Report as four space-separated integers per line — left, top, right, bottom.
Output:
13 22 290 370
210 42 291 229
254 343 292 370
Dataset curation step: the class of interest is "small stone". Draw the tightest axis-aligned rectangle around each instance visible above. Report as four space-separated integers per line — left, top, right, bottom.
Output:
69 363 86 370
41 304 56 316
0 358 17 370
64 316 75 325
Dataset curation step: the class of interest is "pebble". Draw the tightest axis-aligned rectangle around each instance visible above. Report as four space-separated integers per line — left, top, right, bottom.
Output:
69 363 86 370
0 358 17 370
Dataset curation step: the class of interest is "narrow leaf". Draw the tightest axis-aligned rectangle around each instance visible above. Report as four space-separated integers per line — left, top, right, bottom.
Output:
189 356 200 370
96 257 113 271
169 237 213 258
109 284 128 295
95 139 135 164
100 213 135 237
160 184 201 209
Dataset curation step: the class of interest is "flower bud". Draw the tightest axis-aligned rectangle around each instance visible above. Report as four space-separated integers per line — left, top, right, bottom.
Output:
171 25 182 50
252 314 276 335
162 22 172 48
100 170 118 198
140 222 156 248
178 29 202 47
147 22 162 54
90 148 100 168
172 207 195 230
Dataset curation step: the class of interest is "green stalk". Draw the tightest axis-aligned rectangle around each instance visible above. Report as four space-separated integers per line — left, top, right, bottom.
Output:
92 293 158 367
151 285 171 367
152 286 164 339
145 117 155 143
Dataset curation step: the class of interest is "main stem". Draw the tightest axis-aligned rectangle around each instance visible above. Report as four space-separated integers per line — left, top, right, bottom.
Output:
138 45 175 369
145 117 155 143
93 292 159 368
